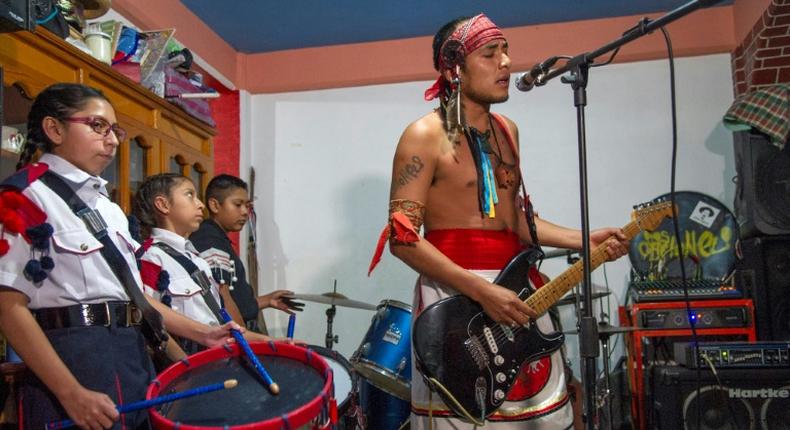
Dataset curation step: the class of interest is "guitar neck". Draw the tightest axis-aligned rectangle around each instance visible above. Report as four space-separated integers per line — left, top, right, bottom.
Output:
525 219 642 315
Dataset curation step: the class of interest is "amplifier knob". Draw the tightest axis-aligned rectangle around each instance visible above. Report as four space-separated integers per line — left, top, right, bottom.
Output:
496 372 506 383
494 389 505 400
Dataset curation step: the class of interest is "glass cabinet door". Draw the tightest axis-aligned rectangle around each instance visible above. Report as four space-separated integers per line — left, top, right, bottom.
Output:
191 162 205 201
129 137 148 200
1 84 33 179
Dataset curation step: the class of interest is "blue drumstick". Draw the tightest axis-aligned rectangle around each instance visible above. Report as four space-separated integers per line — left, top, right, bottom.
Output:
287 313 296 339
219 309 280 394
44 379 238 430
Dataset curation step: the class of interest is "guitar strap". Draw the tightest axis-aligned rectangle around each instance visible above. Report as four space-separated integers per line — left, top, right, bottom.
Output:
490 113 542 252
152 241 225 323
38 171 169 355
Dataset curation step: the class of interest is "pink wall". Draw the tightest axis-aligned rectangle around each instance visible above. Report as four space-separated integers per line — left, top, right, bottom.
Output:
115 1 735 94
733 0 774 42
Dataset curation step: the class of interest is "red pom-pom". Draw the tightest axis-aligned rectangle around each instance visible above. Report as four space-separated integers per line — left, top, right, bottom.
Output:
0 191 24 209
3 214 25 234
0 238 8 256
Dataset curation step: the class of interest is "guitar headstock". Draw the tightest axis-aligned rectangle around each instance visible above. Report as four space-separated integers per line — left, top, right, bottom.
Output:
631 200 676 232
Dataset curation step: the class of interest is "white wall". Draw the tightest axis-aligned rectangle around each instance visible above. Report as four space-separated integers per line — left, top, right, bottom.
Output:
245 54 736 372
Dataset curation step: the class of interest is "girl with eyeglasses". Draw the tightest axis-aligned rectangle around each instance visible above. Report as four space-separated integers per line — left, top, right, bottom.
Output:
0 83 242 429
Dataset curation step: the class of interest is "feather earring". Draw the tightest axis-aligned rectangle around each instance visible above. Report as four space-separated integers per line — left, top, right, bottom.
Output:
444 66 464 145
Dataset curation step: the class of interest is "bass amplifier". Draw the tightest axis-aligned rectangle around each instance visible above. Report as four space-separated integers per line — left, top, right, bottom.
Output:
674 341 790 368
637 305 749 329
649 365 790 430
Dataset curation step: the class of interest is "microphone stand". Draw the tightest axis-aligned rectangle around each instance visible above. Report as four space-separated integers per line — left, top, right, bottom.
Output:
528 1 724 428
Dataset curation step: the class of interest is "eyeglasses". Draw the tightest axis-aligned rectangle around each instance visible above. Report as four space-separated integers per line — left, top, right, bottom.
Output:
63 116 127 142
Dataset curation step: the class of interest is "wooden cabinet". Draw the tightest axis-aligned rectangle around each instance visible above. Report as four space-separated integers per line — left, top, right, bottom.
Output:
0 28 215 213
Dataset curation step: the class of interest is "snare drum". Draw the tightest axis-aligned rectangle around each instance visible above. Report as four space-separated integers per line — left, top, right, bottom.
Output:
308 345 360 429
147 342 335 429
351 300 411 401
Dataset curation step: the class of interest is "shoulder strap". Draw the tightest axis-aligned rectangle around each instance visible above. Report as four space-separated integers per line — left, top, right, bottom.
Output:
152 242 224 322
37 171 169 353
490 113 542 250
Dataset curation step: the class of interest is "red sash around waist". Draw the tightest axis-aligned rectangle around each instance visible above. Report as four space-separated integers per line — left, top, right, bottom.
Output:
426 229 523 270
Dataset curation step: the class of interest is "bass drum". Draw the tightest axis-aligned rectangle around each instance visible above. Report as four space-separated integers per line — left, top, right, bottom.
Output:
359 379 410 430
147 342 335 429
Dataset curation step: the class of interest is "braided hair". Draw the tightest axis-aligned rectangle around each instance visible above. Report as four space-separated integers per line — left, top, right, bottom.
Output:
18 83 110 170
133 173 191 239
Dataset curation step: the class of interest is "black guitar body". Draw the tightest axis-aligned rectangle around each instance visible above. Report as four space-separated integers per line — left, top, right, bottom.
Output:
412 249 565 422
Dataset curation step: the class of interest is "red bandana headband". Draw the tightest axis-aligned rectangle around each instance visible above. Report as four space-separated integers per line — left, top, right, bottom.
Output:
424 13 505 101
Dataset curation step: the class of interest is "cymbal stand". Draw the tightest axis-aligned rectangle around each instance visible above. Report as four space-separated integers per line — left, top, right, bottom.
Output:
325 280 339 349
596 328 614 430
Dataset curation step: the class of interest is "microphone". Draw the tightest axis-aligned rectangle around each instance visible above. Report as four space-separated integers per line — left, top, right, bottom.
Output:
515 56 559 92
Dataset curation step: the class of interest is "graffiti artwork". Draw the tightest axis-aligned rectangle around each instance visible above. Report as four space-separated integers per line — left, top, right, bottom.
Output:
629 191 738 281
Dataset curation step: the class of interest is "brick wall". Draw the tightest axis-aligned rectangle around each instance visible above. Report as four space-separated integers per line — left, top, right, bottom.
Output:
732 0 790 96
203 74 242 252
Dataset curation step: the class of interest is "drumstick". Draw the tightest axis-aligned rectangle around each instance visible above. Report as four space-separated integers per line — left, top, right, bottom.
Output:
287 313 296 339
219 308 280 394
44 379 238 429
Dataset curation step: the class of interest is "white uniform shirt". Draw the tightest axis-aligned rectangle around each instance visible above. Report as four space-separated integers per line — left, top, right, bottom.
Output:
139 228 221 327
0 154 137 308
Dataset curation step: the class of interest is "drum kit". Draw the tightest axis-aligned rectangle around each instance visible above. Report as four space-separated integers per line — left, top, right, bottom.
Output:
146 288 414 429
144 261 636 429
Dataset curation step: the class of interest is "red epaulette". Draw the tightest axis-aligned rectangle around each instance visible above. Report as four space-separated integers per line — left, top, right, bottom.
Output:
0 162 49 192
140 259 162 289
0 163 49 246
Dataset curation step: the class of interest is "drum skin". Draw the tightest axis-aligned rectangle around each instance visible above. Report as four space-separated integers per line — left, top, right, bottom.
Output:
147 342 334 429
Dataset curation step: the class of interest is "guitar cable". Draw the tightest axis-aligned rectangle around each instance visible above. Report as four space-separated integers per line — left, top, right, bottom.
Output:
426 377 485 427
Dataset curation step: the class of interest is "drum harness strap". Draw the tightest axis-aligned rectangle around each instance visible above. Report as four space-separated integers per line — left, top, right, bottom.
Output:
151 241 225 323
38 171 169 355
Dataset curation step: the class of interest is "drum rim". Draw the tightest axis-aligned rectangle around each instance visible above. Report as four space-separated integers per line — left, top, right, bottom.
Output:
352 359 411 401
147 342 333 429
305 344 356 413
377 299 412 311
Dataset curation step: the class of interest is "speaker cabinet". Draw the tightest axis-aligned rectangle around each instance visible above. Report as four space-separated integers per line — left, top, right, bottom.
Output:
649 365 790 430
733 130 790 238
737 235 790 341
0 0 33 33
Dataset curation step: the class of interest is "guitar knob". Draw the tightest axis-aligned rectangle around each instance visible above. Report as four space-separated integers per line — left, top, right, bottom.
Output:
494 389 505 400
496 372 506 383
494 355 504 366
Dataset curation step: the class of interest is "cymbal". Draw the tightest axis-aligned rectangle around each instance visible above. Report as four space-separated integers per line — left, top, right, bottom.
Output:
555 290 611 307
286 292 377 311
563 323 641 336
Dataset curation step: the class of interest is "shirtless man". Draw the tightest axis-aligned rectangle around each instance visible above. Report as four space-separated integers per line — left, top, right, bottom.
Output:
368 14 629 429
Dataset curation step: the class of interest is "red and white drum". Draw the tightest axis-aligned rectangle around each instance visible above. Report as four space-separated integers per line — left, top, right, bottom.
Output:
147 342 335 429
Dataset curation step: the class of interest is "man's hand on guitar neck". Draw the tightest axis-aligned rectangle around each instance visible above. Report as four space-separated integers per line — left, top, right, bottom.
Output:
589 227 629 261
472 278 537 328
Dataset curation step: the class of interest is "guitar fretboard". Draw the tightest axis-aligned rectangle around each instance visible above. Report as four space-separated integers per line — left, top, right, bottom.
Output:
525 220 642 316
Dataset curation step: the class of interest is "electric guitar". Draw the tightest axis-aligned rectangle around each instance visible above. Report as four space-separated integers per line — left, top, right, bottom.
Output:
412 201 675 424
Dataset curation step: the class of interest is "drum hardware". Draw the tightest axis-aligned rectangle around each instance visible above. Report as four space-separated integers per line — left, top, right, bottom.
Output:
286 281 377 350
326 303 339 349
556 287 612 307
284 292 377 311
562 323 642 336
